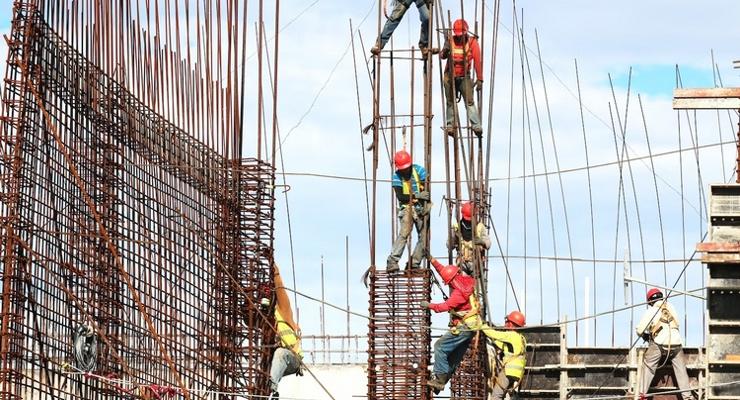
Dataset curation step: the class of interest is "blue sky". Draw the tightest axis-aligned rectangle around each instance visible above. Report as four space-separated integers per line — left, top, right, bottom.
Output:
2 1 740 356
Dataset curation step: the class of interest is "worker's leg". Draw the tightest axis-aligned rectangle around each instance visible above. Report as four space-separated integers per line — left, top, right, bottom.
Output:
410 205 429 268
432 330 474 376
446 330 475 374
414 0 430 48
377 0 412 49
668 346 694 400
444 72 456 128
639 342 663 395
460 75 481 131
387 206 412 269
490 373 512 400
269 348 293 393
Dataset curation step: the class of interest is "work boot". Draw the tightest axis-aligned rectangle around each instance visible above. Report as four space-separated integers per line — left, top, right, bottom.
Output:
427 373 448 394
444 125 456 137
406 260 420 270
386 261 400 273
472 126 483 137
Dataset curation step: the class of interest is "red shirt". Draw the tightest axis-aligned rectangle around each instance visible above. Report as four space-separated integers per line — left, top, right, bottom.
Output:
429 259 476 324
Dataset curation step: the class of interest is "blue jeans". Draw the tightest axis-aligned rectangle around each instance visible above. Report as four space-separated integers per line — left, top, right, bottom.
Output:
377 0 430 49
269 348 300 392
432 329 475 376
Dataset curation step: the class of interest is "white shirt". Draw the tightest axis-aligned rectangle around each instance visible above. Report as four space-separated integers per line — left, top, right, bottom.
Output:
635 300 682 347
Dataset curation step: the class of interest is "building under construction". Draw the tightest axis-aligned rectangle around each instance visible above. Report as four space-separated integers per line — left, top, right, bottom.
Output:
0 1 739 400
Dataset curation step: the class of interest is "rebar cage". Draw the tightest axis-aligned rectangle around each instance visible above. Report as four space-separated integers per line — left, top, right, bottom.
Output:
0 4 276 399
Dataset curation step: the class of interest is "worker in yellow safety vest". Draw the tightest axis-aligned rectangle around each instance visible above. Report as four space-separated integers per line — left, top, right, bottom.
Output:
269 264 304 399
269 309 303 398
482 311 527 399
448 201 490 276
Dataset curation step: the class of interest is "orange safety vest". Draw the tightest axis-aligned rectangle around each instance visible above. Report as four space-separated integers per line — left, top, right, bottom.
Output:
450 40 471 77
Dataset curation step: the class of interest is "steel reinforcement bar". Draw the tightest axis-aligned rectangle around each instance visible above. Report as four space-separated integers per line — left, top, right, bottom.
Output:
368 269 432 400
0 6 276 400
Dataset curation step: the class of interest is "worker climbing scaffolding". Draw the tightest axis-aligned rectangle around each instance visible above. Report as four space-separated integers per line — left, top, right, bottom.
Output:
441 19 484 136
365 0 501 398
448 201 491 276
387 150 431 272
370 0 431 56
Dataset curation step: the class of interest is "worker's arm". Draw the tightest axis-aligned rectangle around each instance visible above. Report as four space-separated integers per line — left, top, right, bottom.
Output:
474 222 491 249
428 288 467 313
481 326 518 345
471 38 483 80
635 307 656 337
447 223 459 250
440 38 450 59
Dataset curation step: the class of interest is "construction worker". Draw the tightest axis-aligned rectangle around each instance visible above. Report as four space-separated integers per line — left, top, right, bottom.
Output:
448 201 491 276
422 256 481 393
269 266 304 399
387 150 430 272
440 19 483 136
370 0 430 55
635 288 694 400
482 311 527 400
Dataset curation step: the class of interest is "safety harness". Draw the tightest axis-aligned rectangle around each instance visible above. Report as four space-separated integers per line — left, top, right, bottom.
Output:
276 309 303 359
400 167 423 199
649 302 678 340
449 292 482 334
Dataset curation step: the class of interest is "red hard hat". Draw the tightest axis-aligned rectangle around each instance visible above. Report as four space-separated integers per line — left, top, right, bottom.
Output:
506 311 526 327
394 150 412 170
452 19 468 36
435 263 460 285
461 202 473 221
646 288 663 302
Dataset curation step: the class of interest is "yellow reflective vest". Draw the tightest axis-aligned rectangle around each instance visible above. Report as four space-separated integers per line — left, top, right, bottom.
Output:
482 327 526 379
276 309 303 358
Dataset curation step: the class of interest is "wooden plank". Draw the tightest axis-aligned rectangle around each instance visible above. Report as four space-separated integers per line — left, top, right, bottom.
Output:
697 242 740 252
674 88 740 98
673 97 740 109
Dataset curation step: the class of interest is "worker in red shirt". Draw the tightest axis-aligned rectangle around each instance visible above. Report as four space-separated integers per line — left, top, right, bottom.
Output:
421 256 481 393
440 19 483 136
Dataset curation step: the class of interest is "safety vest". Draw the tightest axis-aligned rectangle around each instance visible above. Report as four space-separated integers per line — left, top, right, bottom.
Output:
485 329 527 380
276 309 303 358
454 221 486 262
450 292 482 331
450 39 471 77
401 167 423 197
649 302 679 340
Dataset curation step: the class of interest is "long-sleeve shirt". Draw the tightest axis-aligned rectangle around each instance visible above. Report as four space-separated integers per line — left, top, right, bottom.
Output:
428 259 476 324
635 300 682 347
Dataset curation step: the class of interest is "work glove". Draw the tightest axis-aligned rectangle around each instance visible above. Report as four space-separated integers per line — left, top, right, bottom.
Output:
416 190 430 202
440 48 450 59
473 237 487 246
475 79 483 92
420 300 430 309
